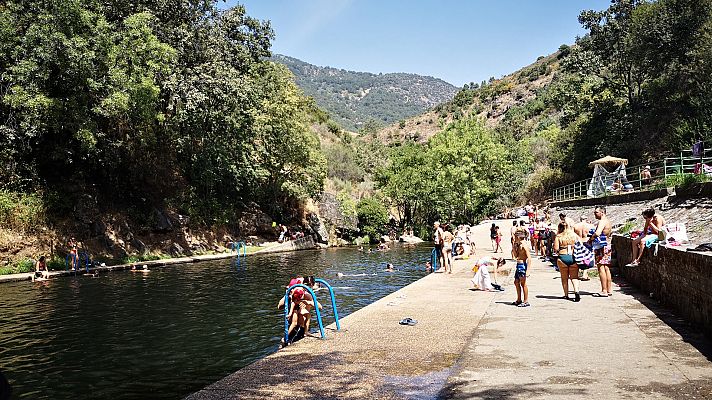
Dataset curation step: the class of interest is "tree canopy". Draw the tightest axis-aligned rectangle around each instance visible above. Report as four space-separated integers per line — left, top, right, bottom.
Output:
0 1 326 223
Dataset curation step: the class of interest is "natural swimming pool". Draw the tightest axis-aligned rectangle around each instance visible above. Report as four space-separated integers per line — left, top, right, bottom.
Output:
0 244 430 399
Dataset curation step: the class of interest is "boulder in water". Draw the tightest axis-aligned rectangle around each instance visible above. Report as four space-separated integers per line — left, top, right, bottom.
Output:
399 235 424 244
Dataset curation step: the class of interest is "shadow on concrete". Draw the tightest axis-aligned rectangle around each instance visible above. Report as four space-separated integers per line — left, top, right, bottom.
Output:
614 276 712 362
534 294 569 300
437 381 589 400
187 348 455 400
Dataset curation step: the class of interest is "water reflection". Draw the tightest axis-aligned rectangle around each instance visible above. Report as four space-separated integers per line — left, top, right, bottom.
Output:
0 244 429 399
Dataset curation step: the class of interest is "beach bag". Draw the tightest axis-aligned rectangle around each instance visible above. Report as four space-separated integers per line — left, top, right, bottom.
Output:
663 223 687 243
573 241 595 269
591 232 608 250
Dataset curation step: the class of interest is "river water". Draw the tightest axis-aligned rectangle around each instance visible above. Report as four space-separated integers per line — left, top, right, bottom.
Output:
0 244 430 399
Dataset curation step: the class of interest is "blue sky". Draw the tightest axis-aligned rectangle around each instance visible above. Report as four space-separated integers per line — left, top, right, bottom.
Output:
225 0 610 86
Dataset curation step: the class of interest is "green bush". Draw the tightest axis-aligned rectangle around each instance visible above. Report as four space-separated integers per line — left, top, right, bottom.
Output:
47 256 66 271
15 259 35 273
356 198 388 242
0 258 37 275
664 173 709 189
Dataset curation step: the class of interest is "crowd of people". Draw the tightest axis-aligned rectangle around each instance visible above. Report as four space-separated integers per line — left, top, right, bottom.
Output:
446 204 670 306
432 221 479 274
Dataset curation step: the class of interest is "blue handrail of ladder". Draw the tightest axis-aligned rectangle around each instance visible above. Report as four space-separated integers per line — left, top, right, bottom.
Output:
430 247 439 273
314 278 341 331
230 241 247 257
283 284 325 345
65 253 77 272
79 251 91 273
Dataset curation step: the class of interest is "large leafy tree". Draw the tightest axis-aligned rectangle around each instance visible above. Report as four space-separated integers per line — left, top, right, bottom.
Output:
0 0 327 224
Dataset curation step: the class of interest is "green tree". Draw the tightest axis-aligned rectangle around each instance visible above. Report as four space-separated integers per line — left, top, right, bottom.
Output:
356 197 388 240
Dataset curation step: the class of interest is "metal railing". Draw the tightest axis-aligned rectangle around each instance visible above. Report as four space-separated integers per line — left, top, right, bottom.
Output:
551 148 712 202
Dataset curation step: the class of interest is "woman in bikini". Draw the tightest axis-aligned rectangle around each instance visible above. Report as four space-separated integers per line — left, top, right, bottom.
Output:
489 223 498 252
554 222 582 302
628 208 665 266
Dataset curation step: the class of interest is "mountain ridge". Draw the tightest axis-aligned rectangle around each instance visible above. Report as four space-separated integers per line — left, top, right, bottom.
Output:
273 54 458 131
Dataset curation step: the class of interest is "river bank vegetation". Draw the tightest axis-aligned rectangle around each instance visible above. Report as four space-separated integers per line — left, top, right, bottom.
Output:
1 0 711 267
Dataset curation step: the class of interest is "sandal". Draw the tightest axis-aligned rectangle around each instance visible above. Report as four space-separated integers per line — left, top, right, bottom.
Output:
517 302 530 307
399 317 418 326
511 300 522 306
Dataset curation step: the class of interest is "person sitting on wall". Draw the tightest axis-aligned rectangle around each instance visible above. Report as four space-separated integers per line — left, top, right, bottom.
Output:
627 208 665 266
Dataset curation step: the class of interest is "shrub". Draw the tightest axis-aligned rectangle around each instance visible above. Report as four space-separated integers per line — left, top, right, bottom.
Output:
0 190 46 231
664 173 709 189
47 256 66 271
15 259 35 273
356 198 388 241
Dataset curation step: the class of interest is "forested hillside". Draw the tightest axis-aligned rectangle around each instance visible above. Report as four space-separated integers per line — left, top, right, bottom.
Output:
371 0 712 233
273 54 458 131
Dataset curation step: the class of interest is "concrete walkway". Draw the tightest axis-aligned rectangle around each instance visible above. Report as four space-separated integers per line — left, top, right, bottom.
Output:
442 221 712 399
187 221 712 400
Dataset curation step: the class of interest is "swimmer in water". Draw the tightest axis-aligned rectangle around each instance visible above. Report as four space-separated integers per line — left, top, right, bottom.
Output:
425 261 432 272
385 263 394 271
130 264 150 273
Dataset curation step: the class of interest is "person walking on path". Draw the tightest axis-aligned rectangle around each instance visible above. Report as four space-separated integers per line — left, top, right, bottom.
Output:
443 225 454 274
525 201 535 223
512 240 531 307
590 206 613 297
553 222 581 302
433 221 445 272
628 208 665 266
493 226 503 253
510 220 519 250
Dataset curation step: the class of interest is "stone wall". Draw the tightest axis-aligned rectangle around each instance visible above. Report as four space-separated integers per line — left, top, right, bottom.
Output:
612 235 712 337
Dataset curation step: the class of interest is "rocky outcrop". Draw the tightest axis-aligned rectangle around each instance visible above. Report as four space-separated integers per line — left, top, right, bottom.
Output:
238 205 275 237
399 235 424 244
307 213 329 244
167 242 185 257
152 208 174 232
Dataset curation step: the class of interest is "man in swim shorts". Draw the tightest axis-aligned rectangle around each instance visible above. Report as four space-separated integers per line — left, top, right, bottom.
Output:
512 241 531 307
590 206 613 296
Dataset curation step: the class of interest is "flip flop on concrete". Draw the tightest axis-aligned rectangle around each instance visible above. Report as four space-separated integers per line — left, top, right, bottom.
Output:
399 317 418 326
